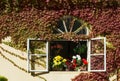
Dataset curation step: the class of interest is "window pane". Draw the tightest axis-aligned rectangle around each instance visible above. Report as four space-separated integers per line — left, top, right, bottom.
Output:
90 55 104 70
29 41 46 54
76 27 87 35
72 20 82 32
57 19 65 32
91 39 104 54
30 55 47 71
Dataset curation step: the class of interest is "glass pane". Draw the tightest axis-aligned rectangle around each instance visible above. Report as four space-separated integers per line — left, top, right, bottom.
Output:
29 41 46 54
72 20 81 32
57 19 65 32
77 27 87 34
90 55 104 70
91 39 104 54
30 55 47 71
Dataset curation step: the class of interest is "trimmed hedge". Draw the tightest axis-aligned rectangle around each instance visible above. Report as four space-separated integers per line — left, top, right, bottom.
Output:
0 75 8 81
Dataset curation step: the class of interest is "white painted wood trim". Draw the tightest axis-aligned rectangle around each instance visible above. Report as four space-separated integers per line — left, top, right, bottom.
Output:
89 37 106 72
63 20 68 32
56 28 64 34
90 54 104 56
104 37 106 71
27 38 49 73
88 39 91 72
27 39 30 72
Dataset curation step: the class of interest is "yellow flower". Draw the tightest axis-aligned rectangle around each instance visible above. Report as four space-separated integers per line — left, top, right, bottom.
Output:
54 55 63 61
62 59 67 62
53 60 57 64
53 55 64 67
53 60 62 66
57 61 62 65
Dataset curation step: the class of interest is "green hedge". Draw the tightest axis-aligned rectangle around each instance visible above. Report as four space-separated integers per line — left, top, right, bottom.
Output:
0 75 8 81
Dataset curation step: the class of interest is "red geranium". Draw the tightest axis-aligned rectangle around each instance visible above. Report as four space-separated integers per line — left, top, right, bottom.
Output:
65 61 70 66
73 63 77 67
82 58 88 65
73 59 77 63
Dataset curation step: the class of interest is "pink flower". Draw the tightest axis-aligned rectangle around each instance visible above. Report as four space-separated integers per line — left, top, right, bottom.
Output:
46 0 50 3
56 44 63 49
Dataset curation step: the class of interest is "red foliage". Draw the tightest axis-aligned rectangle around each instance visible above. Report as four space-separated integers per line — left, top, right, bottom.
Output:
0 1 120 81
72 72 109 81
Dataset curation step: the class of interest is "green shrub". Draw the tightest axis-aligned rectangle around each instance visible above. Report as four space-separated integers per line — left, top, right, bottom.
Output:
0 76 8 81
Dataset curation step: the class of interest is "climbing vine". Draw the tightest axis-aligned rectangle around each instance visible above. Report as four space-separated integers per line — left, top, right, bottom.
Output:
0 0 120 81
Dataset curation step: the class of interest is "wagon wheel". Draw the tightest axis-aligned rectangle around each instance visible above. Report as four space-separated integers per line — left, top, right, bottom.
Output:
53 16 88 35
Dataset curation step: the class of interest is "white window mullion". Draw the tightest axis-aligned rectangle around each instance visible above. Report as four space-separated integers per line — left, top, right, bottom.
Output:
55 28 64 34
88 40 91 72
46 41 49 72
63 20 68 32
86 27 89 35
89 70 106 72
91 54 104 56
29 70 48 72
104 37 106 71
27 39 30 72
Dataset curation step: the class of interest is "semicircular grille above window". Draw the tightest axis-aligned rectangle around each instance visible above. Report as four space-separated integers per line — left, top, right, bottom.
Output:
53 16 88 35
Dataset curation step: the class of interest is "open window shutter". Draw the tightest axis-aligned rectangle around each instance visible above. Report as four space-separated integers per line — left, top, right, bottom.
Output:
27 38 49 73
88 37 106 72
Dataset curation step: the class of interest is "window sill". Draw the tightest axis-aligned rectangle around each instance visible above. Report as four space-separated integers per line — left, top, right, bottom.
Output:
49 71 89 74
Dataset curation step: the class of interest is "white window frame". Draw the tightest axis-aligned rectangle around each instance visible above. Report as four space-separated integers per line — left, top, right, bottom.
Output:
88 37 106 72
27 37 106 73
27 38 49 72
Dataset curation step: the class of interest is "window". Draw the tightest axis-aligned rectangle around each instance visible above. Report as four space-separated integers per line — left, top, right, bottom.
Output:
88 37 106 72
49 41 88 71
27 37 106 72
53 16 88 35
27 16 106 73
27 39 49 72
